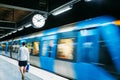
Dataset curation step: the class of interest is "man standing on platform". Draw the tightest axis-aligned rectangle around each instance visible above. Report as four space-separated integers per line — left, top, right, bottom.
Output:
17 42 29 80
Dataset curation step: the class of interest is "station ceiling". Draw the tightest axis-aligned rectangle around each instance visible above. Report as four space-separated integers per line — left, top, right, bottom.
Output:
0 0 120 41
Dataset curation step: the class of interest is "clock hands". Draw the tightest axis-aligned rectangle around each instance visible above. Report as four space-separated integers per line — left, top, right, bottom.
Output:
37 19 42 22
34 17 43 22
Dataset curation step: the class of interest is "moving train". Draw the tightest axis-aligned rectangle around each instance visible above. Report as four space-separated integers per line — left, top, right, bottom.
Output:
0 15 120 80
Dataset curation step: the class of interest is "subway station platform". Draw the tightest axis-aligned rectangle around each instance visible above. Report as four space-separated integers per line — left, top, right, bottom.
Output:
0 55 68 80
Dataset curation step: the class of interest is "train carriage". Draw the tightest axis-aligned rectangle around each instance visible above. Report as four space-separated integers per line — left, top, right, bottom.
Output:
0 15 120 80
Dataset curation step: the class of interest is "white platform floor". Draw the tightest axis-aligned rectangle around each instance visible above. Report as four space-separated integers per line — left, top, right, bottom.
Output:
0 55 68 80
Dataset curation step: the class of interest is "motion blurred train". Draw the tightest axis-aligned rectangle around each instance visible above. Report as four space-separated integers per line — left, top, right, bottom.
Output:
0 15 120 80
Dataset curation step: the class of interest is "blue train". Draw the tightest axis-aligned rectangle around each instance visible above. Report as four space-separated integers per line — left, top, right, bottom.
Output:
0 15 120 80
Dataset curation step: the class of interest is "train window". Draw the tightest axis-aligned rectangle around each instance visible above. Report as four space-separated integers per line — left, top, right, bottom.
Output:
33 42 39 56
41 41 47 56
0 45 2 51
99 41 112 65
56 38 74 60
2 43 6 51
12 44 15 52
27 42 33 54
41 40 54 57
12 43 17 53
15 43 19 53
8 45 10 52
12 43 19 53
11 43 20 59
99 38 117 73
27 41 40 67
48 40 54 57
27 42 39 56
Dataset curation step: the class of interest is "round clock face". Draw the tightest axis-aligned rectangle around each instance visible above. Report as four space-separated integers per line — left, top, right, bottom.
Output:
32 14 45 28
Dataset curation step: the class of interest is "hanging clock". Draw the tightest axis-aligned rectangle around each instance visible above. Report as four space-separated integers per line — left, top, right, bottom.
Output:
32 14 45 28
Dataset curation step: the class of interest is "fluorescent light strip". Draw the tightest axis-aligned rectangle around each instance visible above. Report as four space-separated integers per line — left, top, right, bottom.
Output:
84 0 92 2
52 5 72 16
18 27 23 31
8 32 12 35
5 34 8 36
25 24 32 28
12 30 17 33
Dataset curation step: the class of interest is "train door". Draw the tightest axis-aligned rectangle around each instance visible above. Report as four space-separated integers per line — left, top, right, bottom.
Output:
40 35 57 71
78 28 99 63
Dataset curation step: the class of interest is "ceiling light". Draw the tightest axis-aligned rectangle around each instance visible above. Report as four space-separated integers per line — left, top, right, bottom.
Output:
12 30 17 33
84 0 92 2
18 27 23 31
51 0 81 16
52 5 72 16
8 32 12 35
5 34 8 36
25 24 32 28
